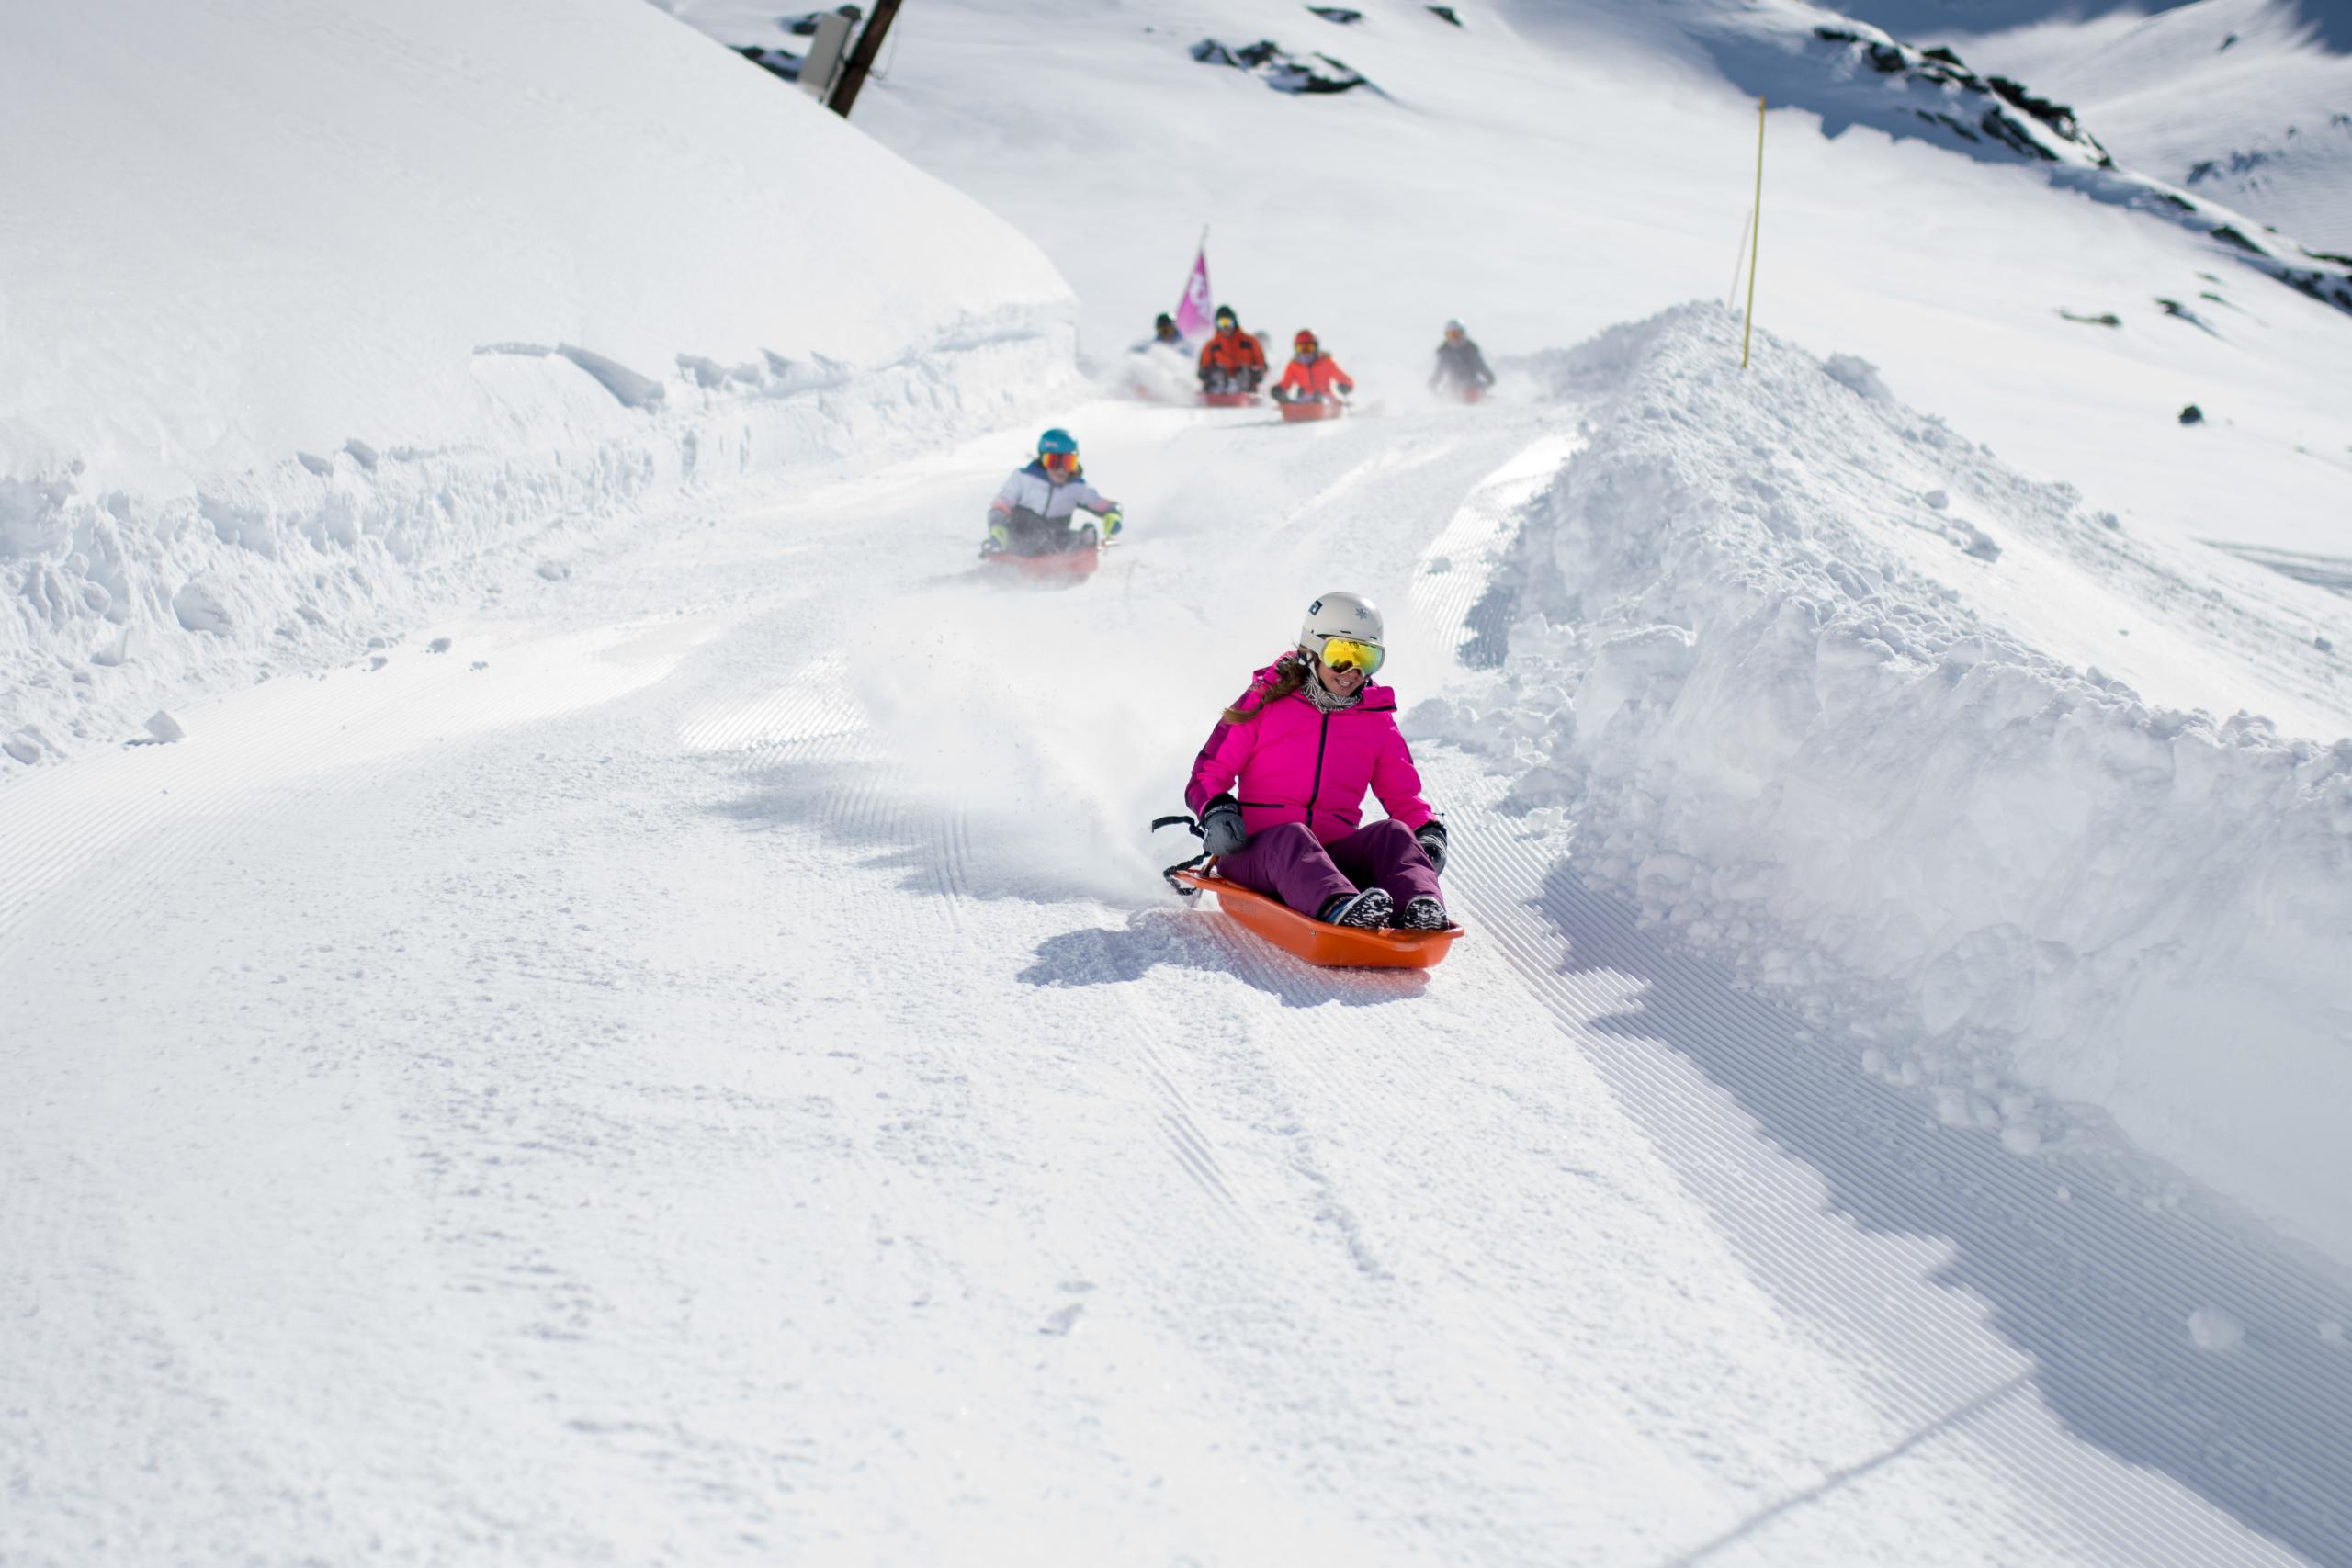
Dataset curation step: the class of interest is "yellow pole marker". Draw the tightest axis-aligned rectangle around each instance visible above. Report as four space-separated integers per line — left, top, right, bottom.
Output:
1743 96 1765 369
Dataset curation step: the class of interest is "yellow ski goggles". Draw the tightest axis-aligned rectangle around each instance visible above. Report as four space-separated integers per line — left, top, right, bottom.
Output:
1317 637 1385 676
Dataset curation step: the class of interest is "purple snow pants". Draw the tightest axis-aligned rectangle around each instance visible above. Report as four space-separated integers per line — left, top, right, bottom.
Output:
1215 818 1441 919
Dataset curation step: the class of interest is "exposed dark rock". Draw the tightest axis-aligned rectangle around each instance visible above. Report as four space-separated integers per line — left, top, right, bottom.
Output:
2156 298 2220 335
1915 109 1981 143
1192 37 1370 93
1426 5 1461 23
2058 310 2122 326
1306 6 1363 22
2178 404 2205 425
736 44 804 82
1979 109 2056 161
2208 224 2265 254
1986 75 2082 140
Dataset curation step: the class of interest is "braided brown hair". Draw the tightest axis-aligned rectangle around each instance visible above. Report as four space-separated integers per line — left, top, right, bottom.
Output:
1221 651 1312 724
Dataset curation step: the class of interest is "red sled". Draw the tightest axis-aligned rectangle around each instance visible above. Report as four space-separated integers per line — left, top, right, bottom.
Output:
1278 397 1345 423
1168 865 1462 969
984 545 1100 585
1460 384 1486 405
1202 390 1259 409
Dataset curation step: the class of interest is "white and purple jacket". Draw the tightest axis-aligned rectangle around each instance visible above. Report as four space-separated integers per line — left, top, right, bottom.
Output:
988 461 1118 525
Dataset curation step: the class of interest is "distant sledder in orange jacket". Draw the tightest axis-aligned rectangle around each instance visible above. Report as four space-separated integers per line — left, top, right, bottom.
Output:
1273 330 1354 405
1197 304 1268 395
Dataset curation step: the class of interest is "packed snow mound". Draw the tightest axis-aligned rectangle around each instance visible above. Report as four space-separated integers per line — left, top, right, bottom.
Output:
1420 304 2352 1259
0 0 1075 770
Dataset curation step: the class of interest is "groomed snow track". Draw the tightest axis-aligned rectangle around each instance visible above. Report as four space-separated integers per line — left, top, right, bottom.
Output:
6 400 2350 1565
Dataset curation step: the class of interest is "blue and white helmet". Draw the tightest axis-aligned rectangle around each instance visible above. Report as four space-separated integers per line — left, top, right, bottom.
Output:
1298 591 1385 665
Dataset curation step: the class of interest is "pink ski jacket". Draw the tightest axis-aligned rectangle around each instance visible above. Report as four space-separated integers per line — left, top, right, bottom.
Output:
1185 655 1435 845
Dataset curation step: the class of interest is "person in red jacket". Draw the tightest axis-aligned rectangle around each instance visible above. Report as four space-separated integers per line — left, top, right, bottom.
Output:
1273 330 1354 405
1196 304 1268 395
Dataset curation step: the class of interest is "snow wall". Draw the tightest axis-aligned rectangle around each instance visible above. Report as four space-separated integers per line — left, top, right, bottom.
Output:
0 0 1076 768
1422 305 2352 1261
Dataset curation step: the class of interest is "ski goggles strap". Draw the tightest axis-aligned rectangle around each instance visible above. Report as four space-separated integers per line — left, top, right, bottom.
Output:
1318 637 1385 676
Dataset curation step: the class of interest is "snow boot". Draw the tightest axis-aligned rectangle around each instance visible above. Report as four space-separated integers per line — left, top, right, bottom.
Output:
1394 895 1448 931
1317 887 1394 929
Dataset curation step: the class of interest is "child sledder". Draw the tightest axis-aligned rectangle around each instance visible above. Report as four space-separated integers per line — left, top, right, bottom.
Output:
1159 592 1460 968
1196 304 1268 403
1430 317 1497 402
982 428 1125 578
1272 329 1354 422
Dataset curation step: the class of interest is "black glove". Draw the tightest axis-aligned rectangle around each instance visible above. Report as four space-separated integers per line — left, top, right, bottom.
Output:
1415 819 1448 874
1201 795 1248 857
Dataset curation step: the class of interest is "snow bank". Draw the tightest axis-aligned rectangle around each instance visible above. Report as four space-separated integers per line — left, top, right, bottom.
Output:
1 0 1074 769
1423 304 2352 1259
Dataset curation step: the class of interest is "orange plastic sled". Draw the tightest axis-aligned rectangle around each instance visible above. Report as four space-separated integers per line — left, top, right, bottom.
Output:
1169 866 1463 969
1202 390 1259 409
1278 397 1345 423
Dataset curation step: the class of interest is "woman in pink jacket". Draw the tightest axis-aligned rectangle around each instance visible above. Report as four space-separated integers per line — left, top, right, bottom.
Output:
1185 592 1450 929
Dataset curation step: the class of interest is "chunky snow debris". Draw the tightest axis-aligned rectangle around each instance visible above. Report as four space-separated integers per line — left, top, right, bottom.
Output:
1430 304 2352 1258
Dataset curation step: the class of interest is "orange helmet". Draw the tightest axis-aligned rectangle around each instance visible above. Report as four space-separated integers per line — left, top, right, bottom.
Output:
1294 329 1319 352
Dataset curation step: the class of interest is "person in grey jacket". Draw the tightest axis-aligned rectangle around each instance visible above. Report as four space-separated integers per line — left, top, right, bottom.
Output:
1430 319 1497 396
983 428 1125 557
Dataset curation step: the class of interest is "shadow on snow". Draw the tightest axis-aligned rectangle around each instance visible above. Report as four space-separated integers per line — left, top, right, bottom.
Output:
1530 862 2352 1567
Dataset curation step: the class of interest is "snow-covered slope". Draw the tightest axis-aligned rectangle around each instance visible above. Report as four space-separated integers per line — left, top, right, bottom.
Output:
1899 0 2352 254
758 0 2352 1248
834 0 2352 573
10 390 2349 1567
11 0 2352 1559
0 0 1075 770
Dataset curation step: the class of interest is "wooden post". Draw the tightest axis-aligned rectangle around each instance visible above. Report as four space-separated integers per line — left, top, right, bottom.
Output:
828 0 904 119
1742 96 1765 369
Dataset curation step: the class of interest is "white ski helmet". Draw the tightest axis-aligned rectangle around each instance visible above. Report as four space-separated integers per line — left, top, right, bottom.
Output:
1298 591 1385 672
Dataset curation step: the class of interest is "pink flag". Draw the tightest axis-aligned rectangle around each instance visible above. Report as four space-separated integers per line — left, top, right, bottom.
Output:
1173 244 1214 340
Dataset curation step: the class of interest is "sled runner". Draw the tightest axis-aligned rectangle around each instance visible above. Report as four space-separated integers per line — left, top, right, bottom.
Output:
1278 396 1345 423
1153 816 1462 969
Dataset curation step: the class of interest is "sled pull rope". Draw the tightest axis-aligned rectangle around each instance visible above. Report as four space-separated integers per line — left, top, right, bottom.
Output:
1151 813 1211 895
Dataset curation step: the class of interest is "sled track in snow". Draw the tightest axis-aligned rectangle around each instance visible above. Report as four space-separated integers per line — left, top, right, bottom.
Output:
0 625 699 959
699 652 1266 1235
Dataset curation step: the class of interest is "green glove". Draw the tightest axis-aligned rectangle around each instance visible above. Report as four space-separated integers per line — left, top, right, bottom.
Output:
1102 508 1124 539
